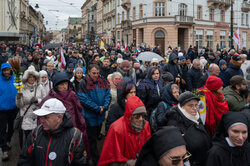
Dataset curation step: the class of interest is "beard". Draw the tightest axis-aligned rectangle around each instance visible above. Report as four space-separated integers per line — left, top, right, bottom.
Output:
239 88 249 99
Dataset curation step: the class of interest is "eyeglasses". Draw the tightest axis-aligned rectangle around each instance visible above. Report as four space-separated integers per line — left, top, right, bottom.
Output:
168 151 191 165
187 104 199 109
132 113 147 120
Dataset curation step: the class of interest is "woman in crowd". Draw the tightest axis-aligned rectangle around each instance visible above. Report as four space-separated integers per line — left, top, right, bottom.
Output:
105 81 136 133
71 67 85 92
137 66 163 117
16 66 45 137
98 96 151 166
204 76 229 136
163 91 211 166
39 70 52 98
206 112 250 166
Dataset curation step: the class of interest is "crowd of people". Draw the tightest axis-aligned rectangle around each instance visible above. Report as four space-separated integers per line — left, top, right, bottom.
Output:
0 43 250 166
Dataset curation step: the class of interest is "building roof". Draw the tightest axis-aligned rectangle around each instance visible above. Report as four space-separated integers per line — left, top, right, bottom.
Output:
68 17 82 25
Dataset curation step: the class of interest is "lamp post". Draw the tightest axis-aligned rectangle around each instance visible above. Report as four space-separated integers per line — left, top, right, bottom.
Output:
230 0 234 47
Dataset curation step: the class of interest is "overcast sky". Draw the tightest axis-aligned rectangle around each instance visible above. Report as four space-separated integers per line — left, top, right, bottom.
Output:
30 0 85 31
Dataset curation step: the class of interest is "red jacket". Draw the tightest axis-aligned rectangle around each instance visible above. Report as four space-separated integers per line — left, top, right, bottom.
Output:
98 96 151 166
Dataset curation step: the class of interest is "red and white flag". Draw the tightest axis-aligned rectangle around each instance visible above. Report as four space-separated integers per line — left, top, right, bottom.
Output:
233 28 240 48
60 48 66 69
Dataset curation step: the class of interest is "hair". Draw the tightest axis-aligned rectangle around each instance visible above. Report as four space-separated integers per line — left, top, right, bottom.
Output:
124 81 136 97
208 63 218 72
193 59 200 65
151 66 161 76
240 54 247 59
111 72 123 79
230 75 246 90
103 57 111 62
87 64 100 72
186 56 191 60
171 84 179 90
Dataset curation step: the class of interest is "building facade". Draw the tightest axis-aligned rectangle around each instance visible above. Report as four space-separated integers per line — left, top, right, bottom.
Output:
116 0 250 53
67 17 82 42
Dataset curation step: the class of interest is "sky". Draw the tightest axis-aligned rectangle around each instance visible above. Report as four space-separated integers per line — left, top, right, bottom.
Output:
29 0 85 31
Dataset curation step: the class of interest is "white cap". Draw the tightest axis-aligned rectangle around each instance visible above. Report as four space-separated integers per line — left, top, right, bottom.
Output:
151 58 159 64
33 98 66 116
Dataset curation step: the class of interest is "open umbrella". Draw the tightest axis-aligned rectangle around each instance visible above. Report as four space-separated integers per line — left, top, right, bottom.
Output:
137 52 164 62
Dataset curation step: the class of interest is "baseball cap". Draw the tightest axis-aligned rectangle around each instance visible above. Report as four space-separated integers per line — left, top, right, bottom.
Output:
33 98 66 116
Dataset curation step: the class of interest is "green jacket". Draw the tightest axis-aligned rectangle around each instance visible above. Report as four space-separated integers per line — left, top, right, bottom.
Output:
223 86 246 112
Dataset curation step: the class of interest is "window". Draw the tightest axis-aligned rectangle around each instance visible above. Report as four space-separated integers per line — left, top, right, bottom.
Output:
118 31 120 41
133 7 136 20
155 31 165 38
122 11 124 21
209 8 214 21
179 3 187 16
196 29 203 49
206 30 213 49
246 13 249 26
139 4 143 19
197 6 202 20
155 2 165 17
220 31 226 48
118 13 121 24
242 13 245 25
74 26 76 30
220 10 225 22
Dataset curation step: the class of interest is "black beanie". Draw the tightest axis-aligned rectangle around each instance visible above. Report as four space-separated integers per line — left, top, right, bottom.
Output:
178 91 200 107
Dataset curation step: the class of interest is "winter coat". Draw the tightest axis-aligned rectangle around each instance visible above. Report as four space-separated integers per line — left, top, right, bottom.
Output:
18 113 87 166
222 63 244 87
155 83 179 127
198 72 209 88
46 69 56 85
0 55 8 68
21 59 33 72
223 86 247 112
137 67 163 116
40 80 52 98
0 63 17 111
186 67 203 91
68 56 78 68
98 96 151 166
100 66 114 80
163 53 182 79
207 57 219 65
78 75 111 127
187 51 197 62
163 106 211 166
16 69 45 131
219 68 227 85
117 66 136 83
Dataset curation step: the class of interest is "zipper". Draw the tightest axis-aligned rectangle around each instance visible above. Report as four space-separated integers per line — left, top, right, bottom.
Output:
45 132 52 166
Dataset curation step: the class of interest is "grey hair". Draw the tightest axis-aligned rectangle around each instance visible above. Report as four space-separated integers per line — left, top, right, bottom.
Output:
111 72 123 79
171 84 179 90
240 54 247 59
208 63 218 72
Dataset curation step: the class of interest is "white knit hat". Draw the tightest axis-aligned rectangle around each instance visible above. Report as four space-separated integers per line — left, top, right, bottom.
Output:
39 70 48 77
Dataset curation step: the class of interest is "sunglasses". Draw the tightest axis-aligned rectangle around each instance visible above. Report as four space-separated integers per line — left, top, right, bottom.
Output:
132 113 147 120
168 151 191 165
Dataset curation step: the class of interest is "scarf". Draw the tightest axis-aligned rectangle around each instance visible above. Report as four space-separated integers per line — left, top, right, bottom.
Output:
41 79 48 86
131 120 145 134
178 104 199 124
204 87 229 136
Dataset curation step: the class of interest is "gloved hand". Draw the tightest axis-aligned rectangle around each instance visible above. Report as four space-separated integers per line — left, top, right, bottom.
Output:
126 159 136 166
30 97 38 104
16 93 23 99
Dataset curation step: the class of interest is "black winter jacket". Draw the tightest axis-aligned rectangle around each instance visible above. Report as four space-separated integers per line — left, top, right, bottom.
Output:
186 67 203 91
100 66 114 80
163 53 182 79
163 106 211 166
18 113 87 166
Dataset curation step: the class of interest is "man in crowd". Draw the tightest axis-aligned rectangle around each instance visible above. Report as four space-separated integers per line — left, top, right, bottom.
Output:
186 59 203 91
18 98 87 166
223 75 248 112
0 50 8 68
198 63 220 88
100 57 113 80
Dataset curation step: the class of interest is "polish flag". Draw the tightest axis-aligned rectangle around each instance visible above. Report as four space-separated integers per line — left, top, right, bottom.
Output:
60 48 66 69
233 28 240 48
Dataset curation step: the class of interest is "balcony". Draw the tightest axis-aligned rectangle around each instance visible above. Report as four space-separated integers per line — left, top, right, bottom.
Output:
207 0 231 9
242 1 250 12
121 0 131 11
175 15 194 25
121 20 132 29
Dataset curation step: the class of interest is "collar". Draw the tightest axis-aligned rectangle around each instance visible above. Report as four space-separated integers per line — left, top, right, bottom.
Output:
226 137 235 147
178 104 199 124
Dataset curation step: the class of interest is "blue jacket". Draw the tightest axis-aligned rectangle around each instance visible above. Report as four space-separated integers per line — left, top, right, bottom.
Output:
222 63 244 87
0 63 17 111
78 75 111 126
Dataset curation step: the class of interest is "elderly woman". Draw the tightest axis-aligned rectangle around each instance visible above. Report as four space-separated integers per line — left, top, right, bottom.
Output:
98 96 151 166
39 70 52 98
204 76 229 136
162 91 211 166
16 66 45 137
206 112 250 166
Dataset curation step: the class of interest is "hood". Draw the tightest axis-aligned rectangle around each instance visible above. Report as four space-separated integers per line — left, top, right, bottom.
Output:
117 81 136 108
168 53 178 64
146 66 161 80
0 63 14 79
161 83 179 105
52 72 70 88
124 96 145 130
22 66 40 84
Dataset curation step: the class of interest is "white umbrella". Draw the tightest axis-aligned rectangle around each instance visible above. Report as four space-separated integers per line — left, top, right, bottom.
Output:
137 52 164 62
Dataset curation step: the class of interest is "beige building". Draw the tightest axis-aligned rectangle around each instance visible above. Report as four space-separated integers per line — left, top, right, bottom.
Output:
67 17 82 42
116 0 250 54
19 0 30 44
102 0 116 45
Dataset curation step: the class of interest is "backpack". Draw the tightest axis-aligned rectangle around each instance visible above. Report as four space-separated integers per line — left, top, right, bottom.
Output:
30 125 86 165
149 101 168 133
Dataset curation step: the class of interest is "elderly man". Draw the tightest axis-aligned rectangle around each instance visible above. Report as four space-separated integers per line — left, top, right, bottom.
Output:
223 76 248 112
18 98 87 166
240 54 249 78
198 63 220 88
186 59 203 91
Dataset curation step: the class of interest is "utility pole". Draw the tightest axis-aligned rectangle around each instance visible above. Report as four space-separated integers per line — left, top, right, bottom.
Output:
230 0 233 47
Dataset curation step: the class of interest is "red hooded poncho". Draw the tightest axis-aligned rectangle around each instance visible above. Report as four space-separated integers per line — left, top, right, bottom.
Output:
98 96 151 166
